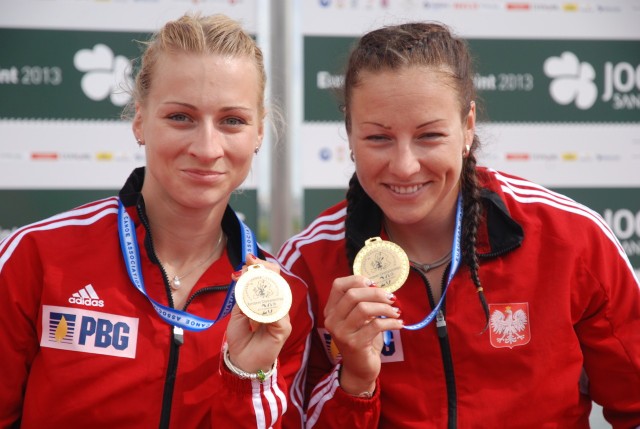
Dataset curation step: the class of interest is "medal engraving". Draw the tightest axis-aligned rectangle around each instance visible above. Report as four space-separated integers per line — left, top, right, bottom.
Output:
234 264 292 324
353 237 410 293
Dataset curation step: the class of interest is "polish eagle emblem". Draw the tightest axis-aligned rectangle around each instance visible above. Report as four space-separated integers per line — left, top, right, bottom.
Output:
489 303 531 348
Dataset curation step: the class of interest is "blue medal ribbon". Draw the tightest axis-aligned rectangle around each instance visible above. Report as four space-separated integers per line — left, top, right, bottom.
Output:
403 193 463 331
117 200 257 332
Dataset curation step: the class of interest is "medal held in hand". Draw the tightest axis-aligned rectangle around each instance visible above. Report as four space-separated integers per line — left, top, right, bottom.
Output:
234 264 292 324
353 237 410 293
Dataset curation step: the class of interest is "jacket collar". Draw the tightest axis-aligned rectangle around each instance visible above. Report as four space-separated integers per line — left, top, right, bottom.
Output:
477 188 524 258
118 167 258 269
346 187 524 261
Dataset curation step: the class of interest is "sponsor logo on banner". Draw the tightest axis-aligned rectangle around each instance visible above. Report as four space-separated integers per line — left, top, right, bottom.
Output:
41 305 138 359
317 0 392 9
544 51 640 111
30 152 59 161
604 208 640 259
489 303 531 349
73 44 133 107
554 188 640 268
505 3 531 11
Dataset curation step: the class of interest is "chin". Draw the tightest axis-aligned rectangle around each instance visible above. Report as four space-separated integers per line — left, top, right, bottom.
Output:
383 210 424 226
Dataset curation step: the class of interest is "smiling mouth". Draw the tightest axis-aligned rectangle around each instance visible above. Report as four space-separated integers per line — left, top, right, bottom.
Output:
185 168 220 176
388 184 424 194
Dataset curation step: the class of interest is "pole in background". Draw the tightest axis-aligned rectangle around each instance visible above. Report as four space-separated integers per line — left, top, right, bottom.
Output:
269 0 293 251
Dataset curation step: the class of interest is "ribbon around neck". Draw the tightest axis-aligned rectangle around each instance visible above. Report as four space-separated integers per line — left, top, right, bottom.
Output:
403 192 463 331
117 200 257 332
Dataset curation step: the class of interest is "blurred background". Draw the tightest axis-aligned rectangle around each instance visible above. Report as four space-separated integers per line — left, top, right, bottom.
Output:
1 2 638 425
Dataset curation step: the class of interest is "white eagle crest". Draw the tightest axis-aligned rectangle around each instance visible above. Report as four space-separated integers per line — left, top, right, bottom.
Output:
490 306 528 345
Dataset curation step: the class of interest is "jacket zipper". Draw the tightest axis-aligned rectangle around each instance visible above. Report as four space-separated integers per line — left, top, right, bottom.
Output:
415 266 458 429
156 284 229 429
135 202 230 429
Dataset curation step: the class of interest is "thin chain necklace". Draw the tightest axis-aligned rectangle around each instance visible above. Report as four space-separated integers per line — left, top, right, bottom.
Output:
409 252 452 273
385 222 451 274
164 232 224 290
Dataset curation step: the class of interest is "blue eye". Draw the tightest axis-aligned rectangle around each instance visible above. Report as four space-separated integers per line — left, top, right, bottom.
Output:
168 113 190 122
224 117 247 126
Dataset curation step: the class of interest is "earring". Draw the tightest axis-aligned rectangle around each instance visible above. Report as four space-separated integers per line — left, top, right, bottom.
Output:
254 146 260 155
462 144 470 157
350 150 355 162
136 138 144 147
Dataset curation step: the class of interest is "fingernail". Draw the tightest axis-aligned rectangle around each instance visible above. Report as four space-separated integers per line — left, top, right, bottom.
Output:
393 307 402 316
247 253 256 261
232 270 243 278
365 278 374 287
387 293 396 302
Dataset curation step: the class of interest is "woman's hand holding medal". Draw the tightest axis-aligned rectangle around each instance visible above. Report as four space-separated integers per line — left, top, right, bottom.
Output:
225 254 292 377
324 237 407 396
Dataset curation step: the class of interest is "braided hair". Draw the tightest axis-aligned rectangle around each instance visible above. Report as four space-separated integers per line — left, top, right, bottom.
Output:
342 22 489 330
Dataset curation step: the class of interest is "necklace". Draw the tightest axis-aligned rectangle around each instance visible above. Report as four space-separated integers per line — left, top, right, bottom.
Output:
384 222 451 274
409 252 452 273
164 232 224 290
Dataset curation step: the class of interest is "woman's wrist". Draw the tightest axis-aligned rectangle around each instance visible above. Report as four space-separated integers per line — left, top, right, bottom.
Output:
338 363 377 398
222 343 277 383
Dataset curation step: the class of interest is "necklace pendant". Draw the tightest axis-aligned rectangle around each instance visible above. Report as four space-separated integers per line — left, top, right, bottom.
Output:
172 275 181 289
420 263 432 272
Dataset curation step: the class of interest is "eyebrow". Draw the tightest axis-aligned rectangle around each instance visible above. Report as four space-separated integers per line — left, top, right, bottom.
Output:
361 119 443 129
162 101 254 112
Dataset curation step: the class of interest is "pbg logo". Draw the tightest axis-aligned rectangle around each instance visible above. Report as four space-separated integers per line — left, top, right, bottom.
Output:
544 51 640 110
41 305 138 358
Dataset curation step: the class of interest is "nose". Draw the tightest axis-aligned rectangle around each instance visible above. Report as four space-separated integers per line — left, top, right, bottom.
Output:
388 140 420 178
188 123 225 161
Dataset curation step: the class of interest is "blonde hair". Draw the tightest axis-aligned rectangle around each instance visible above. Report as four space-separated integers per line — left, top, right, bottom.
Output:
125 13 266 116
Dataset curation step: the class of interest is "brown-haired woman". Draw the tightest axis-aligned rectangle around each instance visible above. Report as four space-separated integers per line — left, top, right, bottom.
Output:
278 22 640 428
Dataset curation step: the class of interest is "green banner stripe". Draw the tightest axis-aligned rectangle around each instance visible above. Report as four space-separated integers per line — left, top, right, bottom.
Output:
0 28 149 120
303 37 640 123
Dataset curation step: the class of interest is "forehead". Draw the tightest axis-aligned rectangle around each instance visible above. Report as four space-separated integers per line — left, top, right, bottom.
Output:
148 51 262 105
355 65 454 88
351 66 458 104
153 51 259 83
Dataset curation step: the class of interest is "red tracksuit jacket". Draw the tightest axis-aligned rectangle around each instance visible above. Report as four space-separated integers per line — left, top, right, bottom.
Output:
278 167 640 429
0 167 311 429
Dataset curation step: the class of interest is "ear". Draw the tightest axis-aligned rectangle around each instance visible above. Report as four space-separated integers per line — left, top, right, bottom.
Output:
464 101 476 146
132 102 143 141
257 110 266 148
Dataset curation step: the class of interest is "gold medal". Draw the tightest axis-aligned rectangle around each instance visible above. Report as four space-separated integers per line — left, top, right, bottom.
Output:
234 264 292 324
353 237 410 293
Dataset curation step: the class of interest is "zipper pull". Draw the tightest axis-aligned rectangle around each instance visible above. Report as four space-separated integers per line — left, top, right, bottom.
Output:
173 326 184 346
436 309 447 338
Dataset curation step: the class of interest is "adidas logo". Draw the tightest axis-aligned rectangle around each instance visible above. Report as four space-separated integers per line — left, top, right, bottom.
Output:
68 284 104 308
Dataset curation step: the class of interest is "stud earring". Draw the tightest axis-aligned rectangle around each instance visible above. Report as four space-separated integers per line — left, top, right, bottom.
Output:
254 146 260 155
462 144 470 157
136 138 144 147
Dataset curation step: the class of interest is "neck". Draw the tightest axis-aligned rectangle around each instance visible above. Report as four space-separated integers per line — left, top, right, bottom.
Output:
141 189 227 264
384 213 456 265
